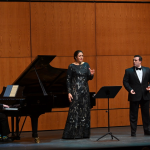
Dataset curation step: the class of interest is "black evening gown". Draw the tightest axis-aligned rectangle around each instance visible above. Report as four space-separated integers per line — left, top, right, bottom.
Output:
62 62 93 139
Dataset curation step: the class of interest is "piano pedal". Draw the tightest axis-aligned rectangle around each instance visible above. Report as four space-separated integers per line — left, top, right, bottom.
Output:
34 137 40 143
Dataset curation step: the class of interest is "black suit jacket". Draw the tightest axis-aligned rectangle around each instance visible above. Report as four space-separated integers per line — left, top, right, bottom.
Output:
123 66 150 101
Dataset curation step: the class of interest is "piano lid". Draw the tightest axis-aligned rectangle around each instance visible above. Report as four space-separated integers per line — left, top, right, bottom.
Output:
12 55 67 95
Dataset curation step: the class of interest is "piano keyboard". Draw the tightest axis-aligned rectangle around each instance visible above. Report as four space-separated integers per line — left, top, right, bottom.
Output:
3 108 18 111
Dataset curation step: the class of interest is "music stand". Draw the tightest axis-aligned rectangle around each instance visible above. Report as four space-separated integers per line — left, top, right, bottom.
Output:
94 86 122 141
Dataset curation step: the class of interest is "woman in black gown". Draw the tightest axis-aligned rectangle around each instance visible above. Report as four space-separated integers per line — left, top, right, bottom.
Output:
62 50 95 139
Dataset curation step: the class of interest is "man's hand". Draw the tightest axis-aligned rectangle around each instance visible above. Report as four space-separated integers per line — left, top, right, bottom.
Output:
3 104 9 108
146 86 150 91
130 89 136 94
68 93 73 102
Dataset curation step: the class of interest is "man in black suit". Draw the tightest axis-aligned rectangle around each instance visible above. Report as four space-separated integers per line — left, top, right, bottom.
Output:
0 103 12 142
123 55 150 137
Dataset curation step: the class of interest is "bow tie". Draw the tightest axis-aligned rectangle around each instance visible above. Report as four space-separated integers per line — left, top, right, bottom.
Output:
136 67 142 70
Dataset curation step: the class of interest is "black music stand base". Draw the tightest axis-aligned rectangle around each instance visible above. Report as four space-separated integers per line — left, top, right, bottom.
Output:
94 86 122 142
97 132 119 141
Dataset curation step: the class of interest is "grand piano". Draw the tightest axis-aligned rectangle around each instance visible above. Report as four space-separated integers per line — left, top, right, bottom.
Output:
0 55 95 143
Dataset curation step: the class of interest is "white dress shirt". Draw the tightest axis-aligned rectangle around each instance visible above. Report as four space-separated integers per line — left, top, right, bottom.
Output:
135 66 143 83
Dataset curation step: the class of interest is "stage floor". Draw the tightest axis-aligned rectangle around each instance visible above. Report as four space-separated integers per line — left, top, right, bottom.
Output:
1 126 150 150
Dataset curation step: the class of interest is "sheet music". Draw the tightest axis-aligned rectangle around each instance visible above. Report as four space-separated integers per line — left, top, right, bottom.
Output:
3 85 19 97
9 85 19 97
3 85 12 97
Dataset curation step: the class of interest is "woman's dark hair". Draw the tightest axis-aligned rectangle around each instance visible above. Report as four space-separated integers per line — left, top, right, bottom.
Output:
134 55 142 61
74 50 83 60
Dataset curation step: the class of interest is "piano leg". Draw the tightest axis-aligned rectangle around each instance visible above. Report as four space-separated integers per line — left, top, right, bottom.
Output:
11 116 14 136
11 116 20 140
16 116 20 140
30 115 40 143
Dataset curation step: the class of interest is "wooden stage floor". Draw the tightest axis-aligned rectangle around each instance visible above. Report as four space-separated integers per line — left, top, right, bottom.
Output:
0 126 150 150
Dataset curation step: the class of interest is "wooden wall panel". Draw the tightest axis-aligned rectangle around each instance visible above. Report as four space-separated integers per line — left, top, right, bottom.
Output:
38 112 68 130
96 3 150 55
96 55 150 110
98 110 108 127
91 110 98 128
31 2 96 57
109 109 142 126
8 107 143 131
97 56 131 109
0 2 30 57
19 109 98 131
39 110 98 130
97 109 142 127
0 58 31 92
2 1 150 131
